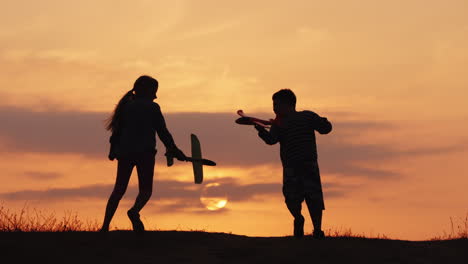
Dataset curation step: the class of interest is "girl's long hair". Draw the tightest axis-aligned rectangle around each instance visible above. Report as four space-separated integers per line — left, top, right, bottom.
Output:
105 75 158 132
105 90 134 132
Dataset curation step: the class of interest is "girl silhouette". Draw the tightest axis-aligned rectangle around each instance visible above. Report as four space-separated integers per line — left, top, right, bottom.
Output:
100 75 186 232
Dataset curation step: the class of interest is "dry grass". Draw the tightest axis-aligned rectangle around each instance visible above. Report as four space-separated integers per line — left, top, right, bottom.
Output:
321 226 389 239
431 213 468 240
1 206 466 241
0 206 100 232
0 206 367 237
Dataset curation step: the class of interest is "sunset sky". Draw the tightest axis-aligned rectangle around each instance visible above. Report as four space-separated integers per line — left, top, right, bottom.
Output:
0 0 467 240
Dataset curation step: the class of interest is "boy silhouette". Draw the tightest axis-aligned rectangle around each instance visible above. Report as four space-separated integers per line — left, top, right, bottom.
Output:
255 89 332 238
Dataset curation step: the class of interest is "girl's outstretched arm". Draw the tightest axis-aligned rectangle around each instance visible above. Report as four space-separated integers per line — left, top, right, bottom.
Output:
153 103 186 160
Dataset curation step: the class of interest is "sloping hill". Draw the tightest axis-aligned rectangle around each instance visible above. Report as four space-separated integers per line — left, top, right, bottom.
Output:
1 231 466 263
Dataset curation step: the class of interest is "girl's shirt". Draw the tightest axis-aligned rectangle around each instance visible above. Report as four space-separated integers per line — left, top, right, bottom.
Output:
110 97 176 157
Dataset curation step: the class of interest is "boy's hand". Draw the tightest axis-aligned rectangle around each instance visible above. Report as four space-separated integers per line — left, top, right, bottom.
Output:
254 124 265 132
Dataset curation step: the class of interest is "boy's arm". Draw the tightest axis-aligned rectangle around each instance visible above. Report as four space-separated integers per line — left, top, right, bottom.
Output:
313 113 332 134
255 124 279 145
153 104 186 160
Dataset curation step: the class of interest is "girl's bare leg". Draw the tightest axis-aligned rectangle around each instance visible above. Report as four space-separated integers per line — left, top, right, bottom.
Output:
101 159 134 231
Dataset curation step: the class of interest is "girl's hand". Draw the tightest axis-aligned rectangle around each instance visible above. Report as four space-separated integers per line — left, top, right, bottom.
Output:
108 144 117 161
174 147 187 161
166 146 187 161
108 151 116 161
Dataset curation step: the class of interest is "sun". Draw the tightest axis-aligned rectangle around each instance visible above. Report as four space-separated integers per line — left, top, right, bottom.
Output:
200 183 228 211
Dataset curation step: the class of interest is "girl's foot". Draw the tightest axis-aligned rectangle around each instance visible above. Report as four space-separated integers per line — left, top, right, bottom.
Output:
127 210 145 233
99 226 109 233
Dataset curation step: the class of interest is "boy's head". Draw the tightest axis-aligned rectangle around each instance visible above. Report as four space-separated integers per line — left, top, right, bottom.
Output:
272 89 296 115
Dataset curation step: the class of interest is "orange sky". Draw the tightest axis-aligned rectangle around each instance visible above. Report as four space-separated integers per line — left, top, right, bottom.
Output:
0 0 467 240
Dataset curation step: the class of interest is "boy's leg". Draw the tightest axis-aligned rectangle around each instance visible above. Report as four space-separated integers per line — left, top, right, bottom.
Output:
283 167 305 237
303 161 325 238
101 158 134 231
305 197 324 236
285 197 305 237
311 208 323 231
285 199 303 219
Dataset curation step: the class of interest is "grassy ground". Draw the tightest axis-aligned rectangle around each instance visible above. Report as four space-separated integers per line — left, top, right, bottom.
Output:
1 207 467 263
1 231 467 264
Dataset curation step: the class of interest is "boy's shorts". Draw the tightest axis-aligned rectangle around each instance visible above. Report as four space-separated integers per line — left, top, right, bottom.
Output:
282 161 325 210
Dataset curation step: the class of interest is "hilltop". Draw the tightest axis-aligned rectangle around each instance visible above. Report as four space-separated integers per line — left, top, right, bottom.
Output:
0 231 466 263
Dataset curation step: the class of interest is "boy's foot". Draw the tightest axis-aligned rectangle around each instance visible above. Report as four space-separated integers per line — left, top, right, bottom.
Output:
127 210 145 233
312 229 325 239
293 216 305 238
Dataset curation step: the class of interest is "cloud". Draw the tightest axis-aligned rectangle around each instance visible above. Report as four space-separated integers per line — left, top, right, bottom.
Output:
0 177 351 214
0 106 108 157
0 106 464 179
0 179 277 202
22 171 63 180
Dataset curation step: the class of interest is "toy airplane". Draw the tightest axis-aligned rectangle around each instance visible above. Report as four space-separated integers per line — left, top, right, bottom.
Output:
235 110 272 128
165 134 216 184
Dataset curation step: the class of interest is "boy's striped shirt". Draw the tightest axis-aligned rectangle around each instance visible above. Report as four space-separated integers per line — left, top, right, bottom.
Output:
258 111 332 167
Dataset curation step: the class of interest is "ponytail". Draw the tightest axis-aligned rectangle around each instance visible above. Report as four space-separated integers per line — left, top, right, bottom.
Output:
106 75 157 132
105 89 134 132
